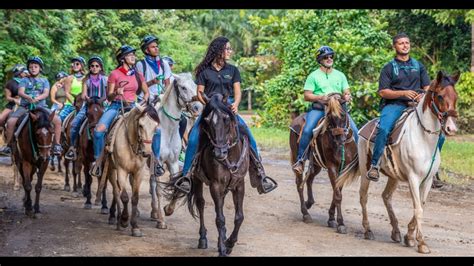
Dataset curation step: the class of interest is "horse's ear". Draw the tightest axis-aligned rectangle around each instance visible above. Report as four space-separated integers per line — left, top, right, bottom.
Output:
136 103 145 113
29 112 38 122
451 72 461 84
436 71 444 85
48 111 55 122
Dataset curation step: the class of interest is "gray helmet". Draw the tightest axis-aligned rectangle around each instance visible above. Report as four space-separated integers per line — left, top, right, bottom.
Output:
162 56 175 66
11 64 27 76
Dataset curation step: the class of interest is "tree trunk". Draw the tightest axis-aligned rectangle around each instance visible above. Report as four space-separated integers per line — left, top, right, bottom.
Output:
247 88 252 111
471 21 474 72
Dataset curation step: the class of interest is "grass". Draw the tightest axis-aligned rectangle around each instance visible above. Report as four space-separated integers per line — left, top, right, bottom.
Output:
250 126 289 150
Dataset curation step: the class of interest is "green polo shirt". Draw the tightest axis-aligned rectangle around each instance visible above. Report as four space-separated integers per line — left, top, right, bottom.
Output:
304 68 349 96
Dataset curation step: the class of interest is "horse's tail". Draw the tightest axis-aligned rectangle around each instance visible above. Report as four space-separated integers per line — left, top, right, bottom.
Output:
163 174 189 209
335 154 360 189
186 183 198 219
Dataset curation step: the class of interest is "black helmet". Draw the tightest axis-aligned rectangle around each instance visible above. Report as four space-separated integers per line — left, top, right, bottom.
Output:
27 56 44 69
11 64 27 76
140 35 159 54
71 56 86 66
162 56 175 66
115 45 137 64
316 46 335 62
88 56 104 67
55 71 68 81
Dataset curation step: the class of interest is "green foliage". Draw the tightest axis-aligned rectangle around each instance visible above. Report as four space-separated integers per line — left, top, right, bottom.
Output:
441 139 474 178
454 72 474 132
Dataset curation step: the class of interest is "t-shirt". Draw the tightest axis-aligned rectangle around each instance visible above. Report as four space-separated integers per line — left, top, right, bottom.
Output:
304 68 349 95
85 75 108 98
378 57 430 106
18 77 50 107
136 56 171 101
5 79 20 97
196 63 241 98
108 69 145 102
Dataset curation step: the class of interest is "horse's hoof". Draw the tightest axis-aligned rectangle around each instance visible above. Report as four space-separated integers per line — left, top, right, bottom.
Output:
198 239 208 249
365 230 375 240
108 217 116 225
303 214 313 223
131 229 143 237
49 166 55 171
100 208 109 215
156 221 167 229
337 225 347 234
25 210 34 218
94 199 101 206
404 234 416 247
418 244 431 254
305 201 314 209
120 219 129 229
84 203 92 209
328 220 337 228
391 231 402 243
64 185 71 192
225 247 233 255
164 205 174 216
33 212 42 219
150 211 159 221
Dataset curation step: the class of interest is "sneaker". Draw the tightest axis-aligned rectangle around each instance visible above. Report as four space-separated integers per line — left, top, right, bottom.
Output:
52 144 63 156
431 172 444 189
153 159 165 177
366 165 380 182
65 147 77 160
0 146 11 156
292 160 304 175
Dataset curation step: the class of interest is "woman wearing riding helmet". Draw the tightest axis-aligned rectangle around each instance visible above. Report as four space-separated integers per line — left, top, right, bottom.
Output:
90 45 149 177
2 56 63 155
65 56 108 160
59 56 87 121
50 71 69 112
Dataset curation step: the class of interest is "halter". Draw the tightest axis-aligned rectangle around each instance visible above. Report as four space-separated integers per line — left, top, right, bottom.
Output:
161 81 200 122
326 108 352 176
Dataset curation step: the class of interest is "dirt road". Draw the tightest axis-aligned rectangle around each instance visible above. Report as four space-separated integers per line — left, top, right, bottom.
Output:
0 149 473 256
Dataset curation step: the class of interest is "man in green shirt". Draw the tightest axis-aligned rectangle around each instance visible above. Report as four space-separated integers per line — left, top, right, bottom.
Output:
292 46 359 175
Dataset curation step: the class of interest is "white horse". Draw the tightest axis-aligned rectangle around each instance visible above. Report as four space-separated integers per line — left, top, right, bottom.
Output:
337 71 459 254
149 73 202 229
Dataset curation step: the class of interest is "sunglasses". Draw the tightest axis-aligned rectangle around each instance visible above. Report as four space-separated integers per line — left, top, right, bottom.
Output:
72 62 82 66
90 64 101 68
225 47 233 51
323 55 334 60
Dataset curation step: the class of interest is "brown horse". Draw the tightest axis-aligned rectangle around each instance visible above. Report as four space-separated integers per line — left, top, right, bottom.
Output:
166 93 250 256
12 107 55 217
75 97 105 210
289 94 359 233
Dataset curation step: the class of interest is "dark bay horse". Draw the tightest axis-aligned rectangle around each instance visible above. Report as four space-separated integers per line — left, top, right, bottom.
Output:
75 97 105 210
289 94 359 233
166 93 250 256
12 107 55 217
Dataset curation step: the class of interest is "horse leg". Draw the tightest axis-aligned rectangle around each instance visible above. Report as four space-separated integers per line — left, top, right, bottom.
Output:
382 178 401 243
130 169 144 237
22 163 34 217
72 161 82 194
225 181 245 255
195 180 207 249
49 155 56 171
64 158 71 192
209 182 228 256
412 174 431 254
33 161 48 218
83 166 92 209
13 163 21 191
360 175 374 240
305 165 320 210
57 155 63 173
117 170 130 229
163 163 182 217
328 168 346 234
296 170 312 223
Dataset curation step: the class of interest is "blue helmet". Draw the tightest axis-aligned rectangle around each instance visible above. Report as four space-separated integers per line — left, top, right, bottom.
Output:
162 56 175 66
316 46 335 62
11 64 27 76
88 56 104 67
55 71 69 81
71 56 86 66
140 35 159 54
27 56 44 69
115 45 137 64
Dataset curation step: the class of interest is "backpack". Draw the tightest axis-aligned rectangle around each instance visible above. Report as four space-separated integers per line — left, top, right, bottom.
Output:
136 58 164 96
390 58 420 82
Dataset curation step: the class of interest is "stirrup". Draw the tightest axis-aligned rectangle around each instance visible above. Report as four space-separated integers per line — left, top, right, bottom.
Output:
366 165 380 182
65 147 77 161
174 176 191 194
90 162 102 178
261 176 278 194
153 160 165 177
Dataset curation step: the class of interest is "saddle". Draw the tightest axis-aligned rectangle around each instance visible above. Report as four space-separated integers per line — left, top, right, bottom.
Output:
359 108 414 146
14 113 30 139
78 117 89 139
104 112 130 154
61 111 76 133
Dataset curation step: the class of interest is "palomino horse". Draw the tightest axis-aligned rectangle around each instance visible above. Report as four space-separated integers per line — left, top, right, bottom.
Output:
149 73 202 229
100 104 159 237
12 107 55 217
166 93 250 257
74 97 106 210
336 71 459 254
289 94 359 233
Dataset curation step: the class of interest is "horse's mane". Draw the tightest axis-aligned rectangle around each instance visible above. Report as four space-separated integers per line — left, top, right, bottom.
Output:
144 104 160 123
33 108 51 129
201 94 236 124
326 97 343 119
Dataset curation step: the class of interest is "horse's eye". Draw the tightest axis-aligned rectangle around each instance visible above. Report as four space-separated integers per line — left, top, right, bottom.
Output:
437 95 444 102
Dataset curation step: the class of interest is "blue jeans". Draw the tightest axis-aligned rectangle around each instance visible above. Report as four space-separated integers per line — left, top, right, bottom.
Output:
152 128 161 160
93 101 135 159
371 104 407 166
296 109 359 161
59 104 75 122
181 114 259 176
70 104 87 147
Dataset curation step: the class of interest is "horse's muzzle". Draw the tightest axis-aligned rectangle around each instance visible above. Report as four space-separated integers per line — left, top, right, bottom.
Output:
214 147 228 161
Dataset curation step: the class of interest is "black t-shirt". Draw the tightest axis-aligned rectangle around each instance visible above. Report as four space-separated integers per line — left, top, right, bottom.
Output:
378 57 430 106
5 78 20 98
196 63 241 98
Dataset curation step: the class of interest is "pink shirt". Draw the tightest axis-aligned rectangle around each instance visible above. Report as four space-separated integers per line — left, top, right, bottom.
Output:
108 69 145 102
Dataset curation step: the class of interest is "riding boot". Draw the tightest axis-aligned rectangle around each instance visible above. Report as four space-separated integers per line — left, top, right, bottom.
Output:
151 156 165 177
249 150 277 194
431 172 444 188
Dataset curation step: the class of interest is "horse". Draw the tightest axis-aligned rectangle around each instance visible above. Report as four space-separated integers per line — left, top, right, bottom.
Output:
99 103 160 237
336 71 459 254
166 93 250 256
74 97 106 210
12 107 55 217
289 93 359 233
148 73 202 229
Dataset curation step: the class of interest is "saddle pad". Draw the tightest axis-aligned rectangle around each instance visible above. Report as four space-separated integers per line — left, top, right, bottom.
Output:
78 117 89 138
359 108 414 145
62 111 76 132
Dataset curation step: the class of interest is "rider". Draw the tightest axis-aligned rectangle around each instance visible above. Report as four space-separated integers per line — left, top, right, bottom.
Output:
366 33 439 182
3 56 63 155
59 56 86 121
0 64 29 154
136 35 172 177
174 36 277 194
292 45 359 175
65 56 108 160
90 45 149 176
50 71 69 112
